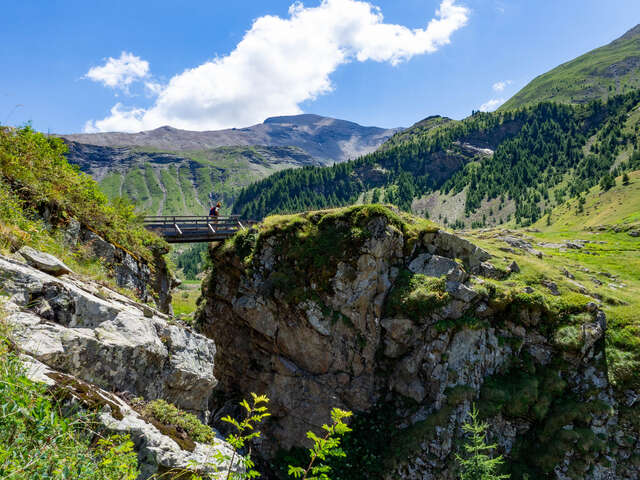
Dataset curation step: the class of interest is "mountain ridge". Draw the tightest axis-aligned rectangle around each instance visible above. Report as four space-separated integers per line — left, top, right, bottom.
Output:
61 114 401 165
501 23 640 109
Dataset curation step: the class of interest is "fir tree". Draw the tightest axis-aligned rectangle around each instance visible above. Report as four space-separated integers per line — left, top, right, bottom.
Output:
456 406 510 480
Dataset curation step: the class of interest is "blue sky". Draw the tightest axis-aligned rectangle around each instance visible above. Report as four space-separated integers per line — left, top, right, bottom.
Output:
2 0 640 133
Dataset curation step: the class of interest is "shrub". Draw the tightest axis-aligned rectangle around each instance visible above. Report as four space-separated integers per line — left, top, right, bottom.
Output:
385 270 449 320
144 399 216 444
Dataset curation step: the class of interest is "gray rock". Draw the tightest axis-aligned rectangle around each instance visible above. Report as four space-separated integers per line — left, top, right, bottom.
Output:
446 281 478 303
478 261 506 280
628 230 639 237
508 260 520 273
561 268 575 280
542 280 560 296
586 302 598 312
410 254 468 283
63 218 81 247
1 255 216 419
18 246 73 276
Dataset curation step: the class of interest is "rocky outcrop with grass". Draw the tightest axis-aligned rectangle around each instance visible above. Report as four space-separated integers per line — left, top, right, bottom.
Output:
0 250 238 478
197 205 639 479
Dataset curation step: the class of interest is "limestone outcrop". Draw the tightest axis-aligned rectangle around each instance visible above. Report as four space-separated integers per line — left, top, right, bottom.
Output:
196 206 639 479
1 254 214 418
63 219 178 313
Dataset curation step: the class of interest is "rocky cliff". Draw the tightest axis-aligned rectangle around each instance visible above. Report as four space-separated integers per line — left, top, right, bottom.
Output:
196 205 639 479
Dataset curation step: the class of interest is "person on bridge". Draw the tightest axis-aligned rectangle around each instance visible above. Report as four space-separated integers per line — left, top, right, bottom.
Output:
210 202 221 223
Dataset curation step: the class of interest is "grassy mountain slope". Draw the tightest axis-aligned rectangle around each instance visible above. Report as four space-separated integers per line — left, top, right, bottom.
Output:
463 170 640 390
502 24 640 110
68 143 318 215
0 126 164 264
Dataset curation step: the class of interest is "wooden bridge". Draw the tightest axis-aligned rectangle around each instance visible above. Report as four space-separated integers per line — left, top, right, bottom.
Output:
143 216 258 243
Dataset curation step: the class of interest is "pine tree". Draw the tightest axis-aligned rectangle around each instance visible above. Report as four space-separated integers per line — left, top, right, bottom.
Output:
455 405 510 480
622 172 630 185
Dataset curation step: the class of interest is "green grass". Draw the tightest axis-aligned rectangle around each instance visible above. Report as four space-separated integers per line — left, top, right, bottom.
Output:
502 25 640 109
99 172 123 200
143 164 163 215
159 166 185 215
0 126 166 265
172 281 201 323
122 167 151 210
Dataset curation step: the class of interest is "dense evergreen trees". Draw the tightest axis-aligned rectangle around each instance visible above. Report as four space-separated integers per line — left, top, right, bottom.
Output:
234 91 640 224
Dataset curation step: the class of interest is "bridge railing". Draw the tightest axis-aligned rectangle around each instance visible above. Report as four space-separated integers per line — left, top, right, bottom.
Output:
142 215 259 240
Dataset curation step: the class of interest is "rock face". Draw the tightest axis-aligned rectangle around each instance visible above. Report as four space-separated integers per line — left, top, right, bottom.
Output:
1 254 215 419
1 252 240 478
196 206 640 479
63 220 177 313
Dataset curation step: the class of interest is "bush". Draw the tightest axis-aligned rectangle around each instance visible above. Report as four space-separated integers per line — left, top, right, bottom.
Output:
144 399 216 444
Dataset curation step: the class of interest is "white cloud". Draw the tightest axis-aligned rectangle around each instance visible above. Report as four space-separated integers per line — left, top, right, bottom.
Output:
492 80 511 92
479 98 505 112
84 0 469 133
85 52 149 92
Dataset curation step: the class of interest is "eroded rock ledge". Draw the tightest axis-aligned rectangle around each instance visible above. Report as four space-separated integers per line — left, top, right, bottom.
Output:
196 205 639 479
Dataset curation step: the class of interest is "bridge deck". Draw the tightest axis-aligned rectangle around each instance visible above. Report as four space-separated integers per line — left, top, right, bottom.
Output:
143 215 258 243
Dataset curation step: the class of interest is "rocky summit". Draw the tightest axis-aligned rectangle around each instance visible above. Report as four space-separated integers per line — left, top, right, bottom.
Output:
196 205 637 479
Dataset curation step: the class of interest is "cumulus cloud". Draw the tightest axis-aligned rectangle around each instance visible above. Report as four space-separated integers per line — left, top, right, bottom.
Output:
479 98 505 112
85 52 149 92
492 80 512 92
84 0 469 133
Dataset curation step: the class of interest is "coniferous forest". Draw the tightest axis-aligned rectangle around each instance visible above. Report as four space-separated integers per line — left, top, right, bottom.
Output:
235 90 640 225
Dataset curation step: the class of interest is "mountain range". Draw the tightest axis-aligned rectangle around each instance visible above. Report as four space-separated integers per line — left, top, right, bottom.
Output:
61 115 399 215
63 24 640 223
234 24 640 227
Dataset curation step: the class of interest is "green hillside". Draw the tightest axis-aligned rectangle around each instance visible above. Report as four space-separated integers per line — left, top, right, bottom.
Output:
235 91 640 228
501 24 640 110
462 169 640 390
72 145 317 216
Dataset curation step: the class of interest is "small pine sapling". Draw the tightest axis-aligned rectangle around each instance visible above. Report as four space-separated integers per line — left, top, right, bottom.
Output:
288 408 352 480
455 405 510 480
